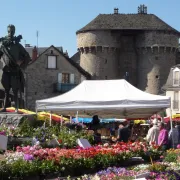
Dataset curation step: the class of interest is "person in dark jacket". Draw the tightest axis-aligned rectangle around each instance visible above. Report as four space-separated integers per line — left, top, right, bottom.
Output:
117 123 130 143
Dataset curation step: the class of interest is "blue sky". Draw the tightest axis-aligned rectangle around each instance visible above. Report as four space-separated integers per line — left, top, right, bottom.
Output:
0 0 179 57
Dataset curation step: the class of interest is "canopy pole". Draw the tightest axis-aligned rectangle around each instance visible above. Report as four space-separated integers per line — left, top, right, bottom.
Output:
170 109 174 148
61 115 63 126
70 116 72 124
155 113 158 121
43 122 46 128
35 105 37 115
76 111 79 123
50 111 52 126
161 110 164 123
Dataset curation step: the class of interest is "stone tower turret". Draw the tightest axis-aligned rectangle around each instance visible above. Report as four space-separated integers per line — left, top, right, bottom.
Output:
136 31 179 94
77 31 120 80
76 5 180 94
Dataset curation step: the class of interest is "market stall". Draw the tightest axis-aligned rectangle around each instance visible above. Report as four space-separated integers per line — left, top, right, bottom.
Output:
0 80 176 179
36 79 170 119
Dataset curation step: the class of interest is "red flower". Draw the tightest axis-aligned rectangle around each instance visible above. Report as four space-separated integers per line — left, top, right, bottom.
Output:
58 139 62 144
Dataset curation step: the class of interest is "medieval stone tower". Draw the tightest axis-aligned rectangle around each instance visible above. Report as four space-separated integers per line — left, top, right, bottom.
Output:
76 5 180 94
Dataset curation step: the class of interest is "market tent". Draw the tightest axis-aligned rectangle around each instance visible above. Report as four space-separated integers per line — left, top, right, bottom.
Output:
164 117 180 123
5 107 69 122
72 117 126 123
36 79 170 119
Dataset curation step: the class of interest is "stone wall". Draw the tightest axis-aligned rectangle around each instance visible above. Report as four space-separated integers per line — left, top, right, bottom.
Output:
25 46 82 110
136 31 178 47
77 31 120 48
136 31 178 94
176 51 180 64
80 48 119 79
137 47 176 94
118 35 137 86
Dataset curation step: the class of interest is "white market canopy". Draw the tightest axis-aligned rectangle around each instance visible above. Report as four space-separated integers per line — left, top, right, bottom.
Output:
36 79 170 119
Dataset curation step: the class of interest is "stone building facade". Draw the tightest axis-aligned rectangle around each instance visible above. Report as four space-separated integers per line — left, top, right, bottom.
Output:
25 45 90 110
76 5 180 94
163 65 180 116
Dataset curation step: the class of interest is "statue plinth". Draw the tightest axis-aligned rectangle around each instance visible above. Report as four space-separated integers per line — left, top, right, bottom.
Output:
0 112 35 127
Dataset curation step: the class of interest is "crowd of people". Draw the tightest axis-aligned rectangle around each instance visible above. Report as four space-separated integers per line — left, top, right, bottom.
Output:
146 119 180 150
110 119 180 150
89 115 180 150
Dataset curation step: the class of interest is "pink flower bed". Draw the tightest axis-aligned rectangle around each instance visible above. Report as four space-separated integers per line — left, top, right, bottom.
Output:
14 141 158 161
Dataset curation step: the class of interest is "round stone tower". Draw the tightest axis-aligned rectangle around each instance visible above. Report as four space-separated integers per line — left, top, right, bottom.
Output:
77 31 120 79
76 5 180 94
136 31 179 94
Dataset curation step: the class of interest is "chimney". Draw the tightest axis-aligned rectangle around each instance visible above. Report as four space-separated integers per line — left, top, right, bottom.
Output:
25 44 31 47
138 4 147 14
32 46 38 61
114 8 119 14
64 50 69 57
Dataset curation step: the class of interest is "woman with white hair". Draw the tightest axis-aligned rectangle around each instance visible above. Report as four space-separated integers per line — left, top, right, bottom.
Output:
146 119 159 145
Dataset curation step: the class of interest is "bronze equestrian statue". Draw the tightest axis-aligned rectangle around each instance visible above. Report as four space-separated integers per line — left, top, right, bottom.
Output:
0 25 31 112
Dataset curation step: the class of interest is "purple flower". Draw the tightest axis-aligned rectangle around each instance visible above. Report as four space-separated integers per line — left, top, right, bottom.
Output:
0 131 6 136
24 154 34 161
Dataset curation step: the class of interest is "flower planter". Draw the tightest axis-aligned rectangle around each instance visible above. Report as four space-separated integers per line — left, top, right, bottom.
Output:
8 137 33 148
135 172 150 179
61 168 75 177
7 176 39 180
1 142 163 179
23 176 39 180
39 172 61 180
119 159 143 167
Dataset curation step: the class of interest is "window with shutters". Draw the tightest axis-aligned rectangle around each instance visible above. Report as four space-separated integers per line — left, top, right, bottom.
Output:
47 56 57 69
173 68 180 86
62 73 70 83
58 73 75 84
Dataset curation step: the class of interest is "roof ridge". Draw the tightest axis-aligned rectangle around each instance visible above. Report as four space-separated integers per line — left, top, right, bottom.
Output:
100 13 153 15
76 13 180 35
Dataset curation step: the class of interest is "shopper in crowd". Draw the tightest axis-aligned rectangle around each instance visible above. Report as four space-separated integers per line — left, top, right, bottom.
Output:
146 119 159 145
130 124 138 142
93 129 102 144
158 122 169 150
110 123 116 136
169 124 180 148
117 122 130 143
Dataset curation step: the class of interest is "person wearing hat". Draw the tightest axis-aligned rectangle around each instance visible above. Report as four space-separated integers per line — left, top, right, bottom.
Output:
146 119 159 145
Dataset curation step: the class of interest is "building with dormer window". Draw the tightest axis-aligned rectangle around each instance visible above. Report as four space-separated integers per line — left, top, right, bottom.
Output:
163 65 180 116
24 45 91 110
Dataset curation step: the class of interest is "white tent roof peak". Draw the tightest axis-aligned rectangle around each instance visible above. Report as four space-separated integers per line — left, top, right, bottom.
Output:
38 79 168 102
36 79 170 118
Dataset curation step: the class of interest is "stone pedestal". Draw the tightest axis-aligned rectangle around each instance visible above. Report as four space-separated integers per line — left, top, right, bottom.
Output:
0 112 35 127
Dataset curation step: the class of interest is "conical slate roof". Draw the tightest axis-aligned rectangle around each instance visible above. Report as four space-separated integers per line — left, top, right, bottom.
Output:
76 14 180 35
